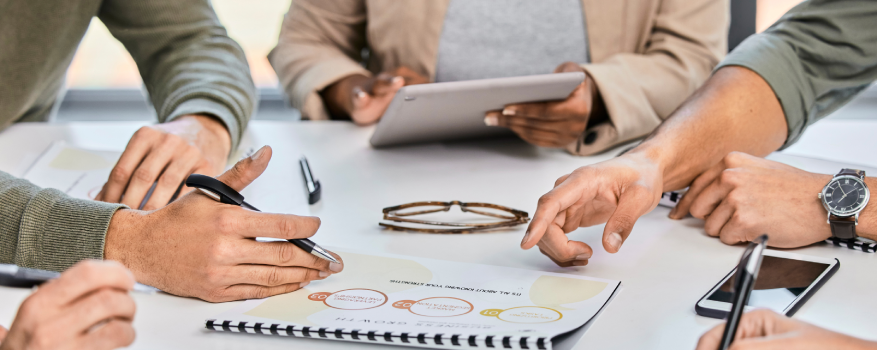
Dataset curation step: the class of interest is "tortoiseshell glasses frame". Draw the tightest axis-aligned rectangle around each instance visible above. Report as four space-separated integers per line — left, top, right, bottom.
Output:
380 200 530 234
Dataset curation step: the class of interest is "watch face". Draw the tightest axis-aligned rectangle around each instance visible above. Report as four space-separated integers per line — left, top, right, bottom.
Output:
823 175 870 216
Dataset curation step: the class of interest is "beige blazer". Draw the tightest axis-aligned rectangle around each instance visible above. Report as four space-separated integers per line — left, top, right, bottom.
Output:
269 0 728 155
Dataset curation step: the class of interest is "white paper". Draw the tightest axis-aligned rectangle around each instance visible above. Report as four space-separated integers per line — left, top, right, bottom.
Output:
23 141 120 200
209 248 620 349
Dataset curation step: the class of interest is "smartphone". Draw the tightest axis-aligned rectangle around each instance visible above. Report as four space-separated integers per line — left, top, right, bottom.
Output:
695 250 839 319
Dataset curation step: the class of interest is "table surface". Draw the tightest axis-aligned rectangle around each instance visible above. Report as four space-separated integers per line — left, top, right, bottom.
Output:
1 120 876 350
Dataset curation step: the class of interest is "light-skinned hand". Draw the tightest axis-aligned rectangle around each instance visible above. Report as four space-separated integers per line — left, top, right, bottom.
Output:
669 152 833 247
321 66 429 125
695 309 877 350
0 260 136 350
96 114 231 210
484 62 604 148
521 153 663 266
103 146 344 302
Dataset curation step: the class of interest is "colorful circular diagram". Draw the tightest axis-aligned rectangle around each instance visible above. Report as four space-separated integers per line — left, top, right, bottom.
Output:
392 297 474 317
308 289 388 310
480 306 562 323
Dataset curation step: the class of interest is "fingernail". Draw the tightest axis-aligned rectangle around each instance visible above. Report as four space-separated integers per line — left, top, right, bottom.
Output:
392 76 403 84
251 146 267 161
319 271 330 278
356 90 367 99
484 115 498 126
607 232 623 252
668 207 678 219
502 108 515 116
329 262 343 272
520 230 531 246
575 253 591 260
300 281 310 287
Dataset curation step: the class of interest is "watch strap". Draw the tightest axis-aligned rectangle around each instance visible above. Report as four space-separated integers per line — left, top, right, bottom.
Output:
837 168 866 178
829 215 858 240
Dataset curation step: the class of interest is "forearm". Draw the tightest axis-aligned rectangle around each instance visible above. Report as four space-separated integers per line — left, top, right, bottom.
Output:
101 0 256 152
853 178 877 242
628 66 788 191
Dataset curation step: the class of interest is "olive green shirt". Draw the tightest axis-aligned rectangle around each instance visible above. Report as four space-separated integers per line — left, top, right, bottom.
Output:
716 0 877 148
0 0 255 271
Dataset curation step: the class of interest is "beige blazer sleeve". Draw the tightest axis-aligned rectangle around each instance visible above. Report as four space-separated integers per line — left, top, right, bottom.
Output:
570 0 728 155
268 0 371 121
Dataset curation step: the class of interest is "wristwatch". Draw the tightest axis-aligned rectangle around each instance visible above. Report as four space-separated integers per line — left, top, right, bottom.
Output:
819 168 870 239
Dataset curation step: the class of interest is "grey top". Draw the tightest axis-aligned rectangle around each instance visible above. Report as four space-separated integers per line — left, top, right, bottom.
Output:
0 0 255 272
716 0 877 148
434 0 589 82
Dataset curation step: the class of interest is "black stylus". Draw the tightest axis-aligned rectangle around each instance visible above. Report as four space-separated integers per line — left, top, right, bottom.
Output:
719 234 768 350
185 174 339 264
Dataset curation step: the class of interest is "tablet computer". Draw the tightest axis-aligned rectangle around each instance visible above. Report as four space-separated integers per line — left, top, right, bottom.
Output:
369 72 585 147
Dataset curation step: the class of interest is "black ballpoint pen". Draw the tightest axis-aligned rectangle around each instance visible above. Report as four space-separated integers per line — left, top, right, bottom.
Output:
185 174 339 264
299 156 321 205
0 264 159 294
718 234 768 350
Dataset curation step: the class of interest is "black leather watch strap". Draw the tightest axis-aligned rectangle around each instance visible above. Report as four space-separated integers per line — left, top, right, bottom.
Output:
837 168 866 178
830 216 857 240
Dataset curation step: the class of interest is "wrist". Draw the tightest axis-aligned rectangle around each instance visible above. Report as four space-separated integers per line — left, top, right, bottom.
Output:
104 209 145 269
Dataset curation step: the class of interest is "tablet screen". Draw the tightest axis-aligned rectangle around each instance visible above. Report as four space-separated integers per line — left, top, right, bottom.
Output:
706 255 830 312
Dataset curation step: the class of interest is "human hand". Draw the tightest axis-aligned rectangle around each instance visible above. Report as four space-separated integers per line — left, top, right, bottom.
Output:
322 66 429 125
521 153 664 266
96 114 231 211
103 146 344 302
0 260 136 350
484 62 603 148
670 152 832 248
695 309 876 350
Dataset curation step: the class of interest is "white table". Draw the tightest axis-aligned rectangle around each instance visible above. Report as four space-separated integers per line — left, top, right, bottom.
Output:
1 120 876 350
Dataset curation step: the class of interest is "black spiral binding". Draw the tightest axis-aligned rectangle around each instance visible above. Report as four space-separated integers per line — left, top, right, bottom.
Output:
825 237 877 253
205 319 549 349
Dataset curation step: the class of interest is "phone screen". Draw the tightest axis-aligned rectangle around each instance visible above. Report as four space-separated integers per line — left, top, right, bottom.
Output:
706 255 830 313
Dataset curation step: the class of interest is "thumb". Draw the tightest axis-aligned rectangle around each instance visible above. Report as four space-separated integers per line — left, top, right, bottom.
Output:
0 324 7 342
217 145 272 191
554 61 584 73
602 186 655 253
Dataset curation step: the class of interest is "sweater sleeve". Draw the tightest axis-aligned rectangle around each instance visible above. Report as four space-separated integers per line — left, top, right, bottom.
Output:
569 0 728 155
715 0 877 148
268 0 371 121
0 171 126 272
98 0 256 153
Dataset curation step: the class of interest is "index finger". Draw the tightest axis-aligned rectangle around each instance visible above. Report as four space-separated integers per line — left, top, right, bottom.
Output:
670 161 725 219
236 212 322 240
695 322 726 350
523 173 594 249
503 100 576 121
39 260 135 306
99 128 158 203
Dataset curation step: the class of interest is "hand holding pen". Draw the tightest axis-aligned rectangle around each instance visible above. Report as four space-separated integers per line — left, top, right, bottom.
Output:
103 146 343 303
186 173 338 264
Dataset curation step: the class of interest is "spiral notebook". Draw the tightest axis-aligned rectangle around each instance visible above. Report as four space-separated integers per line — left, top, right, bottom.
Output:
206 248 620 349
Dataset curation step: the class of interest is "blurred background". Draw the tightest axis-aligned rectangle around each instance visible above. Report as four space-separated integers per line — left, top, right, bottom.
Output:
58 0 876 123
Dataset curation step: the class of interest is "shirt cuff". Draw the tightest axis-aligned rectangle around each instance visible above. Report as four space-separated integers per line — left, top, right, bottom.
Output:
564 122 621 156
166 98 242 153
715 33 811 149
17 188 126 271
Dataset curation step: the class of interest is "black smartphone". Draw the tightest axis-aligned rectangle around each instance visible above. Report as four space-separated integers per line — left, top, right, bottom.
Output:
695 250 839 319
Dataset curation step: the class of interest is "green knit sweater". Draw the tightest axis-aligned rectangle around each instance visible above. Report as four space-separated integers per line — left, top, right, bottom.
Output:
0 0 255 271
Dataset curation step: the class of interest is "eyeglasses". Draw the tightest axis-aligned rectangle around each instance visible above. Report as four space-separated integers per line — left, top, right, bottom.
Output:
380 200 530 234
